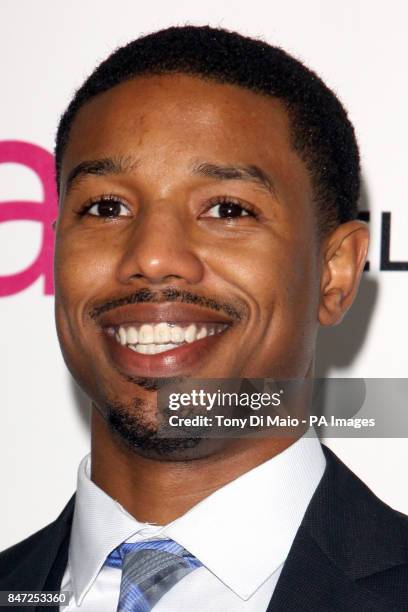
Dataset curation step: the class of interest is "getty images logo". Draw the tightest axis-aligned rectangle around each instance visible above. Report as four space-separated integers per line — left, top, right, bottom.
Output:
0 140 407 298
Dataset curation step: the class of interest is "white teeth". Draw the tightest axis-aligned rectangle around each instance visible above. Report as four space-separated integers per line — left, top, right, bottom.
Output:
159 343 178 352
126 326 138 344
170 325 184 343
115 321 228 352
139 324 154 344
196 326 207 340
128 343 179 355
118 327 127 345
185 323 197 343
154 322 171 343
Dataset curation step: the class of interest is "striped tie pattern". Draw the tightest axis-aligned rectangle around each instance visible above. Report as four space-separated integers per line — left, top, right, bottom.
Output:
105 539 202 611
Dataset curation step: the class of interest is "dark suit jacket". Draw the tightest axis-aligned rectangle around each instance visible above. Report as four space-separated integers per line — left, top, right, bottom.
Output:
1 445 407 611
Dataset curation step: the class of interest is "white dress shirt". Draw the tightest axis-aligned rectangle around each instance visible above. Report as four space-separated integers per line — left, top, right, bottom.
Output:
61 433 325 611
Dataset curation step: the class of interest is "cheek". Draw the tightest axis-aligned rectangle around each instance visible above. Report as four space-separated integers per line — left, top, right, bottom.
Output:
217 229 318 312
215 228 319 374
53 231 118 395
55 230 117 303
54 229 121 361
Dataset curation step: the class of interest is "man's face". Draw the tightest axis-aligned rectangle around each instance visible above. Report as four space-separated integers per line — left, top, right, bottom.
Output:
55 74 321 434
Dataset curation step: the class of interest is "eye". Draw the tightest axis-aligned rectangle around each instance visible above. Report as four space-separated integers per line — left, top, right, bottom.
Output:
79 196 131 218
203 198 256 219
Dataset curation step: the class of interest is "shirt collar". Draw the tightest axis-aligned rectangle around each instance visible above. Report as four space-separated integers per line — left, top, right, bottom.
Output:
69 431 325 603
69 456 164 604
164 431 325 599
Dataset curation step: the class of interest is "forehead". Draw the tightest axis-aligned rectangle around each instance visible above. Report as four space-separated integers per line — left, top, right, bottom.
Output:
61 73 310 194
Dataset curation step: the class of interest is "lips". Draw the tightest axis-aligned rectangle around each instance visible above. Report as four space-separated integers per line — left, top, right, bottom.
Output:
96 302 234 327
96 302 233 378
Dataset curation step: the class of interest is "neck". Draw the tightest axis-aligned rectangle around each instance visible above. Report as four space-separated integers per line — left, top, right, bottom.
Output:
90 407 298 525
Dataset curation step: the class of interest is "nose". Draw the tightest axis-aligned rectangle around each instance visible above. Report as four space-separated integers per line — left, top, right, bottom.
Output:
116 204 204 287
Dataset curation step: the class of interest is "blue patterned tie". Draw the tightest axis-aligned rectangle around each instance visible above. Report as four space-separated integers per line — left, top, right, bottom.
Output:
105 539 202 611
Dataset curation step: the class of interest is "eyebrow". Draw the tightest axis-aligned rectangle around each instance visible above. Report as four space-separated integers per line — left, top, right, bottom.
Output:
64 156 137 196
191 161 276 196
63 156 276 198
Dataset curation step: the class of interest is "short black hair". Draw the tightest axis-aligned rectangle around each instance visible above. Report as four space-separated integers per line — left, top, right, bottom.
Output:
55 25 360 234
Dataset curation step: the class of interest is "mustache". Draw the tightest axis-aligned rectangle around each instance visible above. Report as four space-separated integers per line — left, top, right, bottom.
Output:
89 287 245 321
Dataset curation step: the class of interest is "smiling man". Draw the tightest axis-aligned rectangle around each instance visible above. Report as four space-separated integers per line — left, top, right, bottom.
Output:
1 25 407 612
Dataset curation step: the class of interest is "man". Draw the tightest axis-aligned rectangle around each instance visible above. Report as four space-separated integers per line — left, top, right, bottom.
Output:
1 25 407 612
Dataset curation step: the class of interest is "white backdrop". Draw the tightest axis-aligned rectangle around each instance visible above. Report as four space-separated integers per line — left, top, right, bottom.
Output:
1 0 407 550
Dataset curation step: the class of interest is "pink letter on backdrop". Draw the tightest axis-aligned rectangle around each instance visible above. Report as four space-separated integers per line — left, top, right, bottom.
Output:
0 141 57 296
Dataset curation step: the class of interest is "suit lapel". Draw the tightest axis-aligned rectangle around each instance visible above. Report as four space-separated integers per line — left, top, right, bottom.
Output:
266 445 408 611
36 516 72 612
38 494 75 611
0 494 75 612
266 527 390 611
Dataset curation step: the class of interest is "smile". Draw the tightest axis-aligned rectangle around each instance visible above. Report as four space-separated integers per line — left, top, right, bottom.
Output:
108 322 229 355
98 301 234 377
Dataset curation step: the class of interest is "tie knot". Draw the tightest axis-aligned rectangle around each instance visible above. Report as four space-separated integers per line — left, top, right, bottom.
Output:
105 538 202 611
106 538 201 570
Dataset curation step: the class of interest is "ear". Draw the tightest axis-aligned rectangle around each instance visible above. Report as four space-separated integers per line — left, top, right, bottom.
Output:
318 220 369 327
